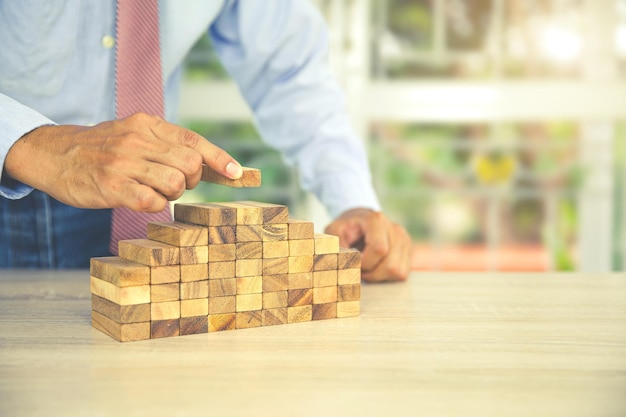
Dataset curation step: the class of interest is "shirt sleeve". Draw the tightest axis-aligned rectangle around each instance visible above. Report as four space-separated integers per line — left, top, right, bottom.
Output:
209 0 381 219
0 93 55 199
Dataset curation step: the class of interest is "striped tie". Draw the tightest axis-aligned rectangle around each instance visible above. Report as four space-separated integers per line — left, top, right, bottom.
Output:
109 0 172 255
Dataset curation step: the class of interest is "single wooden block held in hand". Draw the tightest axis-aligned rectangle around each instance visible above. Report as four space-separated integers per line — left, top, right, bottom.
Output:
201 165 261 188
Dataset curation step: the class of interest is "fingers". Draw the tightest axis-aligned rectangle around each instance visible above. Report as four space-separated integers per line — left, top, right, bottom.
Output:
361 223 412 282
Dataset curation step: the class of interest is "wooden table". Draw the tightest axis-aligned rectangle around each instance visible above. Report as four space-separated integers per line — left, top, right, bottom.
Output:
0 270 624 417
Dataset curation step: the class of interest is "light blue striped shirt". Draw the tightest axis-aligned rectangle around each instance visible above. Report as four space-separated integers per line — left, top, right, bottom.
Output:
0 0 380 218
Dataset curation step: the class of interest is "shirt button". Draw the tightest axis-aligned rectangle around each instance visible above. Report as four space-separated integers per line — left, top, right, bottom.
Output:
102 35 115 49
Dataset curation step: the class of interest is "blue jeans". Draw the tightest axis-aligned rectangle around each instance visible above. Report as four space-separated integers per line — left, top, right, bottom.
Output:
0 190 112 268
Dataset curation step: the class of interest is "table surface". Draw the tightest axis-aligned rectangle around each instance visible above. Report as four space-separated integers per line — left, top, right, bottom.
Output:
0 270 625 417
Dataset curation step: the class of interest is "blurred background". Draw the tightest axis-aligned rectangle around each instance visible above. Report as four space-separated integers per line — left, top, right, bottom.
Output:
176 0 626 273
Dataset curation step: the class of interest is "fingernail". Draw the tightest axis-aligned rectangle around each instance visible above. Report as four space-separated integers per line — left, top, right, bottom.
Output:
226 161 243 179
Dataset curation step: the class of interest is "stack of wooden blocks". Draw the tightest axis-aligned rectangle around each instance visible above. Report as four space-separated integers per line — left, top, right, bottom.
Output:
90 201 361 342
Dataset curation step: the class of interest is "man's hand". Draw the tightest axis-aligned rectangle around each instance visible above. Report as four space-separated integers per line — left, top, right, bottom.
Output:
4 113 242 212
325 208 412 282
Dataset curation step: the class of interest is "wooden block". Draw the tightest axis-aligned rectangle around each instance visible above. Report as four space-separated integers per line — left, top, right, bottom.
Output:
288 305 312 323
208 313 236 332
209 278 237 297
287 219 314 240
312 303 337 320
235 241 262 259
238 201 288 224
208 226 236 244
151 319 180 339
261 224 288 242
201 165 261 188
208 296 236 314
288 288 313 307
313 253 338 272
151 301 180 320
235 225 262 242
313 286 338 304
90 276 150 305
288 256 313 273
337 300 360 318
147 221 208 247
91 295 150 324
289 239 314 256
236 293 263 312
180 264 209 282
263 291 288 309
92 311 150 342
174 202 236 226
338 284 361 302
262 257 289 275
181 298 209 317
338 268 361 285
208 244 236 262
236 311 263 329
338 248 361 270
180 280 209 300
208 261 235 279
236 276 263 294
236 259 262 277
179 246 209 264
150 283 180 302
213 202 263 224
314 234 340 255
262 308 287 326
118 239 179 267
90 257 150 287
313 270 338 288
263 274 289 292
262 241 289 258
151 265 180 284
287 272 312 290
180 316 209 336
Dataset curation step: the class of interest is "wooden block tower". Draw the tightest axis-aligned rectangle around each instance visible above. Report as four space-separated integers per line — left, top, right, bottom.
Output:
90 201 361 342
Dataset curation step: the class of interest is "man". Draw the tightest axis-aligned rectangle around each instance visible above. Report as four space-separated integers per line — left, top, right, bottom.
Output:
0 0 411 281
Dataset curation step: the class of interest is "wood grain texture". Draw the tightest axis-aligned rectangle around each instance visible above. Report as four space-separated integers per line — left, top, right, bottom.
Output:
289 239 314 257
236 293 263 312
150 283 180 302
180 264 209 282
261 224 288 242
262 257 289 275
180 298 209 317
287 219 314 240
262 241 289 258
288 256 313 274
337 248 361 270
208 261 235 279
92 310 150 342
312 302 337 320
336 300 360 318
338 268 361 285
313 286 338 304
235 225 262 242
213 202 263 224
174 203 236 226
236 276 263 294
91 295 150 324
314 234 340 255
150 265 180 284
238 201 288 224
146 221 208 247
288 288 313 307
209 278 237 297
151 301 181 320
90 256 150 287
201 165 261 188
208 244 236 262
180 316 208 336
150 319 180 339
263 291 288 309
90 276 150 305
287 305 312 323
313 254 338 272
262 308 288 326
179 246 209 265
235 259 262 277
235 311 263 329
207 226 236 244
337 284 361 302
313 270 338 288
208 296 236 314
287 272 313 290
118 239 179 267
207 313 236 332
180 281 208 300
262 274 289 292
235 241 262 259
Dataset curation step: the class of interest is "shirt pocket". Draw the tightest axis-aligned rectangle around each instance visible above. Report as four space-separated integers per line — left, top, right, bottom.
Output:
0 1 78 97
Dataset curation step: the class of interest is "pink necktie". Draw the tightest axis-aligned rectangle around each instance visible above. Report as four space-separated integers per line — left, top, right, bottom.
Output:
109 0 172 255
